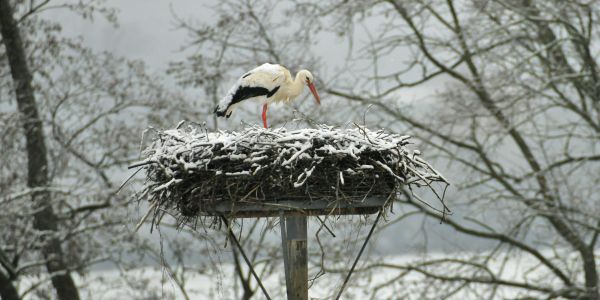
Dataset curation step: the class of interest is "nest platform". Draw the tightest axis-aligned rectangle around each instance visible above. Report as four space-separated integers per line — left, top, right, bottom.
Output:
132 123 446 222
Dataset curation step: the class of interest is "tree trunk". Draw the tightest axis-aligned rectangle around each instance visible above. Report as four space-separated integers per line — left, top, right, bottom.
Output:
0 1 80 300
0 271 19 300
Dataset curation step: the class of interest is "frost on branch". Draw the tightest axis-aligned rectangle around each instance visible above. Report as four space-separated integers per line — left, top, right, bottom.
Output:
131 123 448 225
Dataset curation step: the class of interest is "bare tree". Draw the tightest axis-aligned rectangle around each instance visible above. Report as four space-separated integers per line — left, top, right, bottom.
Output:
0 1 195 298
0 1 79 298
176 0 600 299
287 0 600 299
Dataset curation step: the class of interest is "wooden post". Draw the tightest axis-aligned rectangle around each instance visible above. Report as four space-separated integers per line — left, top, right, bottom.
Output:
281 215 308 300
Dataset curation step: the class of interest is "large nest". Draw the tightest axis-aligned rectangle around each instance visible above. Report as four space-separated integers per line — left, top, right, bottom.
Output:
131 123 448 224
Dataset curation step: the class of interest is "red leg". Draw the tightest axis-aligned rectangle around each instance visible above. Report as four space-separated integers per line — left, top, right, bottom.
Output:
262 104 268 128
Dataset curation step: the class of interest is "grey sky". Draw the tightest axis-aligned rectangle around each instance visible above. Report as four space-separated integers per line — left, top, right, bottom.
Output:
47 0 210 70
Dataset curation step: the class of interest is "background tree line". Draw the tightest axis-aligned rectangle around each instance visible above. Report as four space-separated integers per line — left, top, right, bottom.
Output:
1 0 599 299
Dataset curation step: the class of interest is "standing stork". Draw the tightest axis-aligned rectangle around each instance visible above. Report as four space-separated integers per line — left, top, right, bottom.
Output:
214 63 321 128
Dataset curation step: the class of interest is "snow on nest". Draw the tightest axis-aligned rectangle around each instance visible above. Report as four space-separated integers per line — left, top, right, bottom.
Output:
132 123 448 221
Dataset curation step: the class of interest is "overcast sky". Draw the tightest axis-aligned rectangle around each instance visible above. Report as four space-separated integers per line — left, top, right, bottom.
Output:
46 1 210 70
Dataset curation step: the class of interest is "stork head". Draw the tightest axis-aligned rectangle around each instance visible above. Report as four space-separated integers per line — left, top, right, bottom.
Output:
298 70 321 105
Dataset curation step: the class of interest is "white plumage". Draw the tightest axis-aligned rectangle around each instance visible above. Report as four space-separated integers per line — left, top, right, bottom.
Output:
214 63 320 128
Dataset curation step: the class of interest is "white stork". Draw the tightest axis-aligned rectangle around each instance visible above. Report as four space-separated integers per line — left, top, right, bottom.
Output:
214 63 321 128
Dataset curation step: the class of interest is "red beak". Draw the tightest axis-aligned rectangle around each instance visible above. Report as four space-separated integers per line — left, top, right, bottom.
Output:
308 82 320 105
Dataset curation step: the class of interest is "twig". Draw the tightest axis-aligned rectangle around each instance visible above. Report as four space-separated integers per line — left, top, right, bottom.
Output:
133 201 158 234
128 160 153 169
315 216 336 238
117 168 142 194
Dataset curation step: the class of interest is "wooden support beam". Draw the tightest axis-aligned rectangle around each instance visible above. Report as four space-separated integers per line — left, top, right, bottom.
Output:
281 216 308 300
202 196 388 218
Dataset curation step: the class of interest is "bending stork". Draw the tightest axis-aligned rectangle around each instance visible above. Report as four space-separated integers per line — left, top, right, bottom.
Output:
214 63 321 128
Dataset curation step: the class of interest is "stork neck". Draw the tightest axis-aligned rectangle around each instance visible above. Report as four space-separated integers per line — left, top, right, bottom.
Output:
290 73 305 97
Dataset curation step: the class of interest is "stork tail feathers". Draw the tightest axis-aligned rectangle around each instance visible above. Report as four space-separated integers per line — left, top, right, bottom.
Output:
214 105 225 116
214 105 232 118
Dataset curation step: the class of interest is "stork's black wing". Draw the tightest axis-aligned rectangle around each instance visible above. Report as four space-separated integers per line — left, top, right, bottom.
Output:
214 85 280 117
